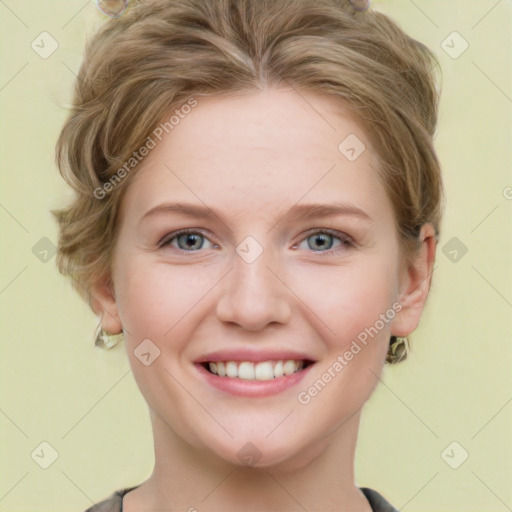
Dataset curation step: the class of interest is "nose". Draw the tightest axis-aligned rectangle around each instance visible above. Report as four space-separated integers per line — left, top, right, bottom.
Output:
215 245 292 331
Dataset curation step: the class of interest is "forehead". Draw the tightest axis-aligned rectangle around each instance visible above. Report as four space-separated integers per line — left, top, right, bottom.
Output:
119 87 391 224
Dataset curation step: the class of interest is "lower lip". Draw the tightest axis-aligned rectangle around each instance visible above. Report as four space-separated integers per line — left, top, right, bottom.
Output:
194 363 314 397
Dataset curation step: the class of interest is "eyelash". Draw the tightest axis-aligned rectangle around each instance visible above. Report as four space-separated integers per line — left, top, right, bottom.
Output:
296 228 355 255
158 228 354 255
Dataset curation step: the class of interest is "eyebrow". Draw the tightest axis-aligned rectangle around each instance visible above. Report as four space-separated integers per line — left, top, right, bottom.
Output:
140 201 372 227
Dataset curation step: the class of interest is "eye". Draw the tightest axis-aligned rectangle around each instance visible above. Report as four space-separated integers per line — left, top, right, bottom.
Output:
157 228 353 254
158 230 217 251
295 229 353 254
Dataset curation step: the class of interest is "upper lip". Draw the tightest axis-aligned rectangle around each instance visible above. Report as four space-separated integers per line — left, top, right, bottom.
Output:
194 349 317 364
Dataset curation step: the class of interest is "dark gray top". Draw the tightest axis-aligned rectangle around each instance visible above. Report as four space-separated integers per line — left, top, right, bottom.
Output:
84 485 399 511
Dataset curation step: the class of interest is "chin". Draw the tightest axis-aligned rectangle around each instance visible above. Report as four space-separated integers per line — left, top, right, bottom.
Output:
202 428 321 472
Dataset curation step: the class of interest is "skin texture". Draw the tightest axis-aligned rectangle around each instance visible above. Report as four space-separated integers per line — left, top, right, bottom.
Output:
93 87 436 511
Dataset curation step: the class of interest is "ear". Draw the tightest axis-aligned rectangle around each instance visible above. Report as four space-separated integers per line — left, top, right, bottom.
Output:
390 223 437 337
89 273 123 334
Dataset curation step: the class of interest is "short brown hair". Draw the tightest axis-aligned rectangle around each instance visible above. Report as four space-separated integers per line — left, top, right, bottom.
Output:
53 0 443 308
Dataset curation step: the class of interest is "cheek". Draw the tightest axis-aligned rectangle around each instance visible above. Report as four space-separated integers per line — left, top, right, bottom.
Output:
292 264 395 425
114 258 214 339
292 256 398 349
113 260 210 443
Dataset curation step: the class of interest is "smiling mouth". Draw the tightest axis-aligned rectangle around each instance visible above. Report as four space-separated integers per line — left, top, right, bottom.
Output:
200 359 315 381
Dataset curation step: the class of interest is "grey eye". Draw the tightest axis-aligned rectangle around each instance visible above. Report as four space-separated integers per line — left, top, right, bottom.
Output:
295 230 352 254
176 233 205 250
306 233 334 251
159 230 216 251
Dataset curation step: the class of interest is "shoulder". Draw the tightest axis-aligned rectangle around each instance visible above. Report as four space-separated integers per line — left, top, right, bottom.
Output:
360 487 399 512
84 485 394 512
83 486 139 512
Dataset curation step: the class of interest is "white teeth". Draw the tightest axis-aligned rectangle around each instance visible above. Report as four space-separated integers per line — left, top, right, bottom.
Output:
226 361 238 378
238 361 256 380
206 360 306 381
283 360 296 376
217 361 226 376
255 361 274 381
273 360 284 378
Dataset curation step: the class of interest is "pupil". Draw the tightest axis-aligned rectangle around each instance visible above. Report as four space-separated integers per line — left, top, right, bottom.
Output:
180 234 201 249
311 234 332 250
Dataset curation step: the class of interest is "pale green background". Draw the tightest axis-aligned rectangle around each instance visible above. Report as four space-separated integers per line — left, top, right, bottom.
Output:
1 1 511 511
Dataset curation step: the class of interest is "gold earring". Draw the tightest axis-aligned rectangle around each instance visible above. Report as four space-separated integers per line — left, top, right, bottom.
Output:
386 336 409 364
94 325 124 349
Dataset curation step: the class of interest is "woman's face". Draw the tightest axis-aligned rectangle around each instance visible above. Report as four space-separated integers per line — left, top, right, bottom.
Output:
99 87 429 468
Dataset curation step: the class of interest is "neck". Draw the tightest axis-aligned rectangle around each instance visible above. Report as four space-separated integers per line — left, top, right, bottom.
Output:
125 410 372 512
